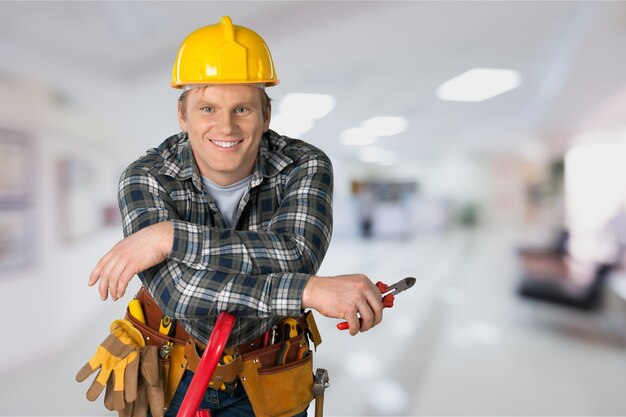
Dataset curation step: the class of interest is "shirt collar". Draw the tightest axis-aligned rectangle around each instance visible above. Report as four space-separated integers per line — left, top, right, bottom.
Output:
251 130 293 188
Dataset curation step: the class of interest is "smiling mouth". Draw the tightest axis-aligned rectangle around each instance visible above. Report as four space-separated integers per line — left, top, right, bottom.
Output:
210 140 242 149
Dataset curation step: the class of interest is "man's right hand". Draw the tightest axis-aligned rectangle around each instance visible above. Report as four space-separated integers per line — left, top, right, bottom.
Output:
88 221 174 301
301 274 384 336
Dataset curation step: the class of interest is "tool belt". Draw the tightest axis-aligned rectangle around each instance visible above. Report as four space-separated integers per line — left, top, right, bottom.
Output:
125 287 323 417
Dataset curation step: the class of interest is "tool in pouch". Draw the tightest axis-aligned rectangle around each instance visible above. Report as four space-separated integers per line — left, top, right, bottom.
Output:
128 298 146 324
313 368 330 417
158 315 175 360
275 317 304 365
337 277 417 330
129 300 176 361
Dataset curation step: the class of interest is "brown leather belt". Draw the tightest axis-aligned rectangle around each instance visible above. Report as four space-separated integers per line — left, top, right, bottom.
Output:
184 313 321 391
186 333 265 369
184 335 264 390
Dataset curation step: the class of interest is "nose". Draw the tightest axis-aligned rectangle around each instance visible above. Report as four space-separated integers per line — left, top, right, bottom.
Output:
215 110 236 136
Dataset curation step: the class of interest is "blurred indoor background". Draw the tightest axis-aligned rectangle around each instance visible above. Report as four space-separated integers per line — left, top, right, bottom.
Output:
1 1 626 416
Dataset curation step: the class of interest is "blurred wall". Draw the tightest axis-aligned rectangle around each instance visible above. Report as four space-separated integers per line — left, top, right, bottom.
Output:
1 2 626 415
0 77 130 372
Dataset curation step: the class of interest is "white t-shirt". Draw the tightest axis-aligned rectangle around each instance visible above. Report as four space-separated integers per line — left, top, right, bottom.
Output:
201 175 252 228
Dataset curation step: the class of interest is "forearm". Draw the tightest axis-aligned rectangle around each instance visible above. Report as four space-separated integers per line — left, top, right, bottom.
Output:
168 218 330 275
141 263 310 320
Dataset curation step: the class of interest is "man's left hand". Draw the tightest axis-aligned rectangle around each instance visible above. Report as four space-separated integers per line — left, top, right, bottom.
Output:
88 221 174 301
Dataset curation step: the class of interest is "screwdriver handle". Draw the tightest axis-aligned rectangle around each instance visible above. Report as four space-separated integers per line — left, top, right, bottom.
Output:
128 299 146 324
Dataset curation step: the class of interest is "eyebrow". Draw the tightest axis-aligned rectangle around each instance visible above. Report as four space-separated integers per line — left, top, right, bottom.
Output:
196 100 261 109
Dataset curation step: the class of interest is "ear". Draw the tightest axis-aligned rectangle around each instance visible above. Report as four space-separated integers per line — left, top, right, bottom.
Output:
263 108 271 133
177 101 188 132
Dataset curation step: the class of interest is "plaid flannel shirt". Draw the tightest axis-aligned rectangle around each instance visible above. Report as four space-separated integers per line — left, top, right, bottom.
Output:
118 130 333 346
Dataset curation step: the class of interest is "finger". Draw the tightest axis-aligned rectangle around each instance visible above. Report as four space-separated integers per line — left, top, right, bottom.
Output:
101 246 131 301
88 268 100 287
347 310 360 336
146 383 165 417
116 267 136 301
86 378 107 402
103 376 115 410
107 260 128 301
76 362 98 382
98 257 123 301
140 346 161 386
134 385 150 417
88 252 112 287
90 250 117 300
119 400 134 417
367 289 385 327
93 366 113 396
356 301 375 332
362 280 384 324
124 353 140 403
97 273 110 301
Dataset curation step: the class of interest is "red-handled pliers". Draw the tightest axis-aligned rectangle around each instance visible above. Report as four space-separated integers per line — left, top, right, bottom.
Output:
337 277 416 331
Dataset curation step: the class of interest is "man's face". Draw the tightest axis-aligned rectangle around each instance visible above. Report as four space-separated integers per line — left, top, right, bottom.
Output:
178 84 270 186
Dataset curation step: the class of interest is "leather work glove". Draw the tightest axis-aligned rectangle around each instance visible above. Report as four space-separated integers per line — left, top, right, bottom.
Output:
76 319 145 410
119 345 165 417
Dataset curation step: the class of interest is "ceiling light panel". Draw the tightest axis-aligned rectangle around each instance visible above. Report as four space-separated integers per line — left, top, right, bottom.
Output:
437 68 522 102
270 113 314 137
279 93 336 119
340 127 378 146
357 146 399 165
362 116 408 136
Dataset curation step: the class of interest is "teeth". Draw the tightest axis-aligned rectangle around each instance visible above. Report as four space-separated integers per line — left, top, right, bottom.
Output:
211 140 241 148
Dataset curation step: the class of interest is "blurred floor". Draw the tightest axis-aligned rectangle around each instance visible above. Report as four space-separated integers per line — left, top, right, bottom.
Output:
315 227 626 416
1 227 626 416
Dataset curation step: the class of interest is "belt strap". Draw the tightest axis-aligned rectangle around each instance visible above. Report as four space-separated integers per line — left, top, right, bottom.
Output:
184 339 244 382
304 310 322 350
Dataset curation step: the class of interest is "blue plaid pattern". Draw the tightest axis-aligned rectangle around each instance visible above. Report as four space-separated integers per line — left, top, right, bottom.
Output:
118 130 333 346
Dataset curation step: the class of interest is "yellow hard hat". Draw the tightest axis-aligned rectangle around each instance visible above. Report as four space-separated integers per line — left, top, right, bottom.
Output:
171 16 279 88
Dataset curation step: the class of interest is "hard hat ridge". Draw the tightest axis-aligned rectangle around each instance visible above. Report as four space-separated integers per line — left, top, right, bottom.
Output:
220 16 236 41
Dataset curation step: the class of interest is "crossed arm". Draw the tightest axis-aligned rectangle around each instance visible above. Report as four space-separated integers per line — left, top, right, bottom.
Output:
89 155 383 334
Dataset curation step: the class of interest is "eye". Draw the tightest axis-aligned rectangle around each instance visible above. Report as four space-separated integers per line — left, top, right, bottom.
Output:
234 107 249 114
201 106 215 113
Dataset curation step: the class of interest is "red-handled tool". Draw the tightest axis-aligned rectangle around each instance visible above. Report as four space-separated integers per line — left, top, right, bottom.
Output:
177 312 235 417
337 277 416 331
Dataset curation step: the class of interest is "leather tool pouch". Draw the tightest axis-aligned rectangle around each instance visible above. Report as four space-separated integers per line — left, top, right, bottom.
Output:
125 287 189 410
126 287 324 417
239 333 314 417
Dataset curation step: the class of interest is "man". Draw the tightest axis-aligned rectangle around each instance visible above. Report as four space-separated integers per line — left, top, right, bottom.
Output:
88 16 384 416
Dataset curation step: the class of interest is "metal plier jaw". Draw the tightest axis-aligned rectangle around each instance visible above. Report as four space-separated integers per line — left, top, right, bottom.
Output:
376 277 417 307
336 277 416 330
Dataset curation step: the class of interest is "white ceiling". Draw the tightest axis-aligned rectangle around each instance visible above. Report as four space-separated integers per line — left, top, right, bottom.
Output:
2 1 626 166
